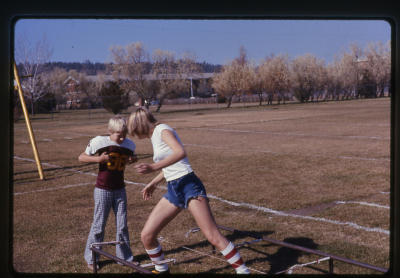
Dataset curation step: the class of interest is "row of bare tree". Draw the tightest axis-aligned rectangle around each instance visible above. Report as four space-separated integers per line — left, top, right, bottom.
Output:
14 37 391 115
109 42 204 111
213 43 391 108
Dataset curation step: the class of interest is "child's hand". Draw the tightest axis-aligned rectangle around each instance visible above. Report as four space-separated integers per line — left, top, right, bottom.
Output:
134 163 154 174
98 153 110 164
142 183 156 200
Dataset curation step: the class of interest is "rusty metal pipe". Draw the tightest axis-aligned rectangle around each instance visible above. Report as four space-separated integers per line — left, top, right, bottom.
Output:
329 257 334 274
92 248 97 274
89 246 152 274
215 225 388 273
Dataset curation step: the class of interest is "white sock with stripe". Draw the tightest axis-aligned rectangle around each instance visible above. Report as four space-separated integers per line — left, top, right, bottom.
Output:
221 241 250 274
145 244 168 272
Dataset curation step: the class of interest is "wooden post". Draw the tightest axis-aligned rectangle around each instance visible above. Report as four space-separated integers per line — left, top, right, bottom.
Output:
13 62 44 180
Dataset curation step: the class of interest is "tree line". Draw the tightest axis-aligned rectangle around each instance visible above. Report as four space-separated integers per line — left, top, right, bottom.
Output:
14 39 390 117
213 43 390 108
28 60 222 76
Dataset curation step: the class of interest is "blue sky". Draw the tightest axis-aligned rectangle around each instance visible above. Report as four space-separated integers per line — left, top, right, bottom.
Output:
14 19 391 65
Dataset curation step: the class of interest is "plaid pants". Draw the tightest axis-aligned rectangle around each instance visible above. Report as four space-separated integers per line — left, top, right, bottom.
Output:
84 187 134 264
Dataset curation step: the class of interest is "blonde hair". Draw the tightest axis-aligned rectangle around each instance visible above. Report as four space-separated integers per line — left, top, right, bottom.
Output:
127 107 158 137
108 115 128 134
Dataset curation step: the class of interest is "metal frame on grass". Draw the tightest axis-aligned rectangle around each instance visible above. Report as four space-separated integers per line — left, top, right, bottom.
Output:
89 241 175 274
186 225 388 274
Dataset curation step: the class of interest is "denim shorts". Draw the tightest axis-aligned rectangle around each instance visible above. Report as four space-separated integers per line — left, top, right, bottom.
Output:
163 172 208 209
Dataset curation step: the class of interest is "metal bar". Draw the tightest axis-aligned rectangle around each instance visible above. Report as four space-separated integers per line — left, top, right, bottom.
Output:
214 225 388 273
235 238 263 248
91 241 123 247
140 258 176 268
13 62 44 180
261 235 387 273
92 248 97 274
89 246 152 274
329 257 334 274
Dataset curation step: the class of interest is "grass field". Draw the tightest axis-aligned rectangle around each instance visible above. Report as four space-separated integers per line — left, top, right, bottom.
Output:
12 98 391 274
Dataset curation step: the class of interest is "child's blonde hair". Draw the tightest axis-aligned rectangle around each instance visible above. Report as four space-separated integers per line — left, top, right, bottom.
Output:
127 107 157 137
108 115 128 134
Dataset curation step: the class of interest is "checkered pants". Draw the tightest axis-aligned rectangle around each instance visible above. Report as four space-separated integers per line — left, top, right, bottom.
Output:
84 187 134 264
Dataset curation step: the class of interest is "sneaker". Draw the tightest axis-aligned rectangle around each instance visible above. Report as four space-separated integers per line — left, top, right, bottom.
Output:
87 264 99 271
151 269 170 275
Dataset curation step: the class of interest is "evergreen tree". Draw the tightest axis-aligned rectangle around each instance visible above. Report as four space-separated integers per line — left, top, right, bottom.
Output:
99 81 130 114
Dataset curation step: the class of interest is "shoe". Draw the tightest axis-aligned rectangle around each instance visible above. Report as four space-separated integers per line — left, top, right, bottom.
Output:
87 264 99 271
151 269 170 275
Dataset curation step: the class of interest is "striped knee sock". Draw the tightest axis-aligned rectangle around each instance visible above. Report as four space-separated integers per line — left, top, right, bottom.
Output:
145 244 168 272
221 241 250 274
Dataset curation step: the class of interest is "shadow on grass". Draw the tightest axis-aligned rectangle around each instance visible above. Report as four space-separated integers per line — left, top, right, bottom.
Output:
159 226 323 275
164 228 275 272
267 237 319 274
87 229 327 275
13 163 97 184
206 236 322 274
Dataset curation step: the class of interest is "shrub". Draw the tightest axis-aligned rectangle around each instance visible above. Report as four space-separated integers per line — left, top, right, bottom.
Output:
99 81 130 114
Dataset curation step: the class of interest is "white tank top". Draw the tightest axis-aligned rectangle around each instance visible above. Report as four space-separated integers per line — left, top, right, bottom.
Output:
151 124 193 181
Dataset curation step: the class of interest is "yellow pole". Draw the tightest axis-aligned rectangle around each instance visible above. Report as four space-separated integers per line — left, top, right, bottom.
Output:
13 62 44 180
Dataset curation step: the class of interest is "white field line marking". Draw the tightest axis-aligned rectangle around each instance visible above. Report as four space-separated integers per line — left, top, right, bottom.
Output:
15 128 96 141
183 143 390 162
338 156 389 162
14 182 93 195
335 201 390 209
190 127 389 141
182 110 390 129
206 194 389 235
13 155 389 235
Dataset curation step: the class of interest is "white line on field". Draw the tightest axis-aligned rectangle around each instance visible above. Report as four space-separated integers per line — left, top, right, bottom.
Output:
13 155 390 235
183 143 390 162
189 127 389 141
338 156 389 162
14 182 93 195
335 201 390 209
206 194 389 235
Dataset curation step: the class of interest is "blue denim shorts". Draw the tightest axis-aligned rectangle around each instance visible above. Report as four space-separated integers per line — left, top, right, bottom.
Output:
163 172 208 209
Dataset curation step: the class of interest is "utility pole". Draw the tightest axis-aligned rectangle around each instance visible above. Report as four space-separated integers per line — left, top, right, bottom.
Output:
190 77 195 99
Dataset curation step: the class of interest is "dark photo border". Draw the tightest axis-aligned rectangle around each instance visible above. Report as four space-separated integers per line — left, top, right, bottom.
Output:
2 1 399 277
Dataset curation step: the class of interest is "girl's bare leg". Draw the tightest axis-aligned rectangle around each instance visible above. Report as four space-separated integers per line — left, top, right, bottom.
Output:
188 197 250 273
141 197 181 249
187 197 229 251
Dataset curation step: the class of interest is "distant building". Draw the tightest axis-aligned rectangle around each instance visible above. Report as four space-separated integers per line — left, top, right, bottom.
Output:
64 76 81 109
85 72 215 82
63 72 215 109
